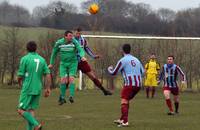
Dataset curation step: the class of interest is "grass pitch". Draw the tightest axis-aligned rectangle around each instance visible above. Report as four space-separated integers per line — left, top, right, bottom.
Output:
0 87 199 130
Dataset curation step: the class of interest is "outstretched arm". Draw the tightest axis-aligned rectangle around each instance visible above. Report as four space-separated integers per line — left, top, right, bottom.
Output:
50 41 59 65
85 46 99 59
83 39 98 59
108 60 123 76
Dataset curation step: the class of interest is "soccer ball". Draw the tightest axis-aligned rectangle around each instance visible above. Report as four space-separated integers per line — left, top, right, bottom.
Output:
88 3 99 14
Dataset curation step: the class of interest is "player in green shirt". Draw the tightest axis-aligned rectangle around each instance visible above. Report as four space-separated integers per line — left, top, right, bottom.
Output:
17 41 51 130
49 30 86 105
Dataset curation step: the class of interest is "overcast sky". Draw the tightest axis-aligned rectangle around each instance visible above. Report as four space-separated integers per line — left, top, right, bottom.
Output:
2 0 200 13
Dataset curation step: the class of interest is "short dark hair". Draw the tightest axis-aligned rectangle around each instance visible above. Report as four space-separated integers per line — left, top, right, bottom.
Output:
168 55 175 59
76 27 82 32
64 30 73 36
26 41 37 52
122 44 131 54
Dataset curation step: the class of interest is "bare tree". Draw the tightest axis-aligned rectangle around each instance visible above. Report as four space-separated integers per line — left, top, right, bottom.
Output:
0 43 9 84
1 27 22 85
37 31 61 88
127 3 152 22
0 1 30 26
157 8 176 22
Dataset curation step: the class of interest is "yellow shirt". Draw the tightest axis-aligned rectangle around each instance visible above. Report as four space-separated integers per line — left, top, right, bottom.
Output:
145 60 160 74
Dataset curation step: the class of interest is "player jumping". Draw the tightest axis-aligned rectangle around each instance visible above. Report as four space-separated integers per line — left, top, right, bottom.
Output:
74 27 112 96
49 31 86 105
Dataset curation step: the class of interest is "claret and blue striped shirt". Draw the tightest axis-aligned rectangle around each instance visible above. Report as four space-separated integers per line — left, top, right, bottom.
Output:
75 36 96 62
159 64 186 88
108 54 144 87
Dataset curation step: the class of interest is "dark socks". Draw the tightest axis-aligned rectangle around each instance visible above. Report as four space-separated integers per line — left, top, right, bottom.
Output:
174 102 179 113
93 78 102 88
166 99 173 112
120 103 129 123
146 87 150 98
151 87 155 98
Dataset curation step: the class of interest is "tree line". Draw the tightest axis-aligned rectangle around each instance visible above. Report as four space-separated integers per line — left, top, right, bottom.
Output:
1 0 200 36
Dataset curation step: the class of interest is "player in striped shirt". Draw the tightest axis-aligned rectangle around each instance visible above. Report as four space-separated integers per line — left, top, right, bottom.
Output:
108 44 144 127
158 55 186 115
74 27 112 95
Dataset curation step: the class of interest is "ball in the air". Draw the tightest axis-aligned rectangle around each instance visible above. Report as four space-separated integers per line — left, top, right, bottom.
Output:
88 3 99 14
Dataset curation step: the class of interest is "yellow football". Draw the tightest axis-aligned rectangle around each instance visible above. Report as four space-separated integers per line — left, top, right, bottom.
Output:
88 3 99 14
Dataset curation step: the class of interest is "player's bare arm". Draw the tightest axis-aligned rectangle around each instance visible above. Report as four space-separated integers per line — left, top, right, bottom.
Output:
44 74 51 97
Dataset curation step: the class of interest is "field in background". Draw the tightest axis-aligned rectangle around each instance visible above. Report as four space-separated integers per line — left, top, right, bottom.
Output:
0 25 63 41
0 87 199 130
1 25 200 91
0 25 134 41
1 25 200 92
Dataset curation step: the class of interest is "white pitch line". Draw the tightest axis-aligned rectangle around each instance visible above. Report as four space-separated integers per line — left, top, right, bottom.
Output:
0 115 72 121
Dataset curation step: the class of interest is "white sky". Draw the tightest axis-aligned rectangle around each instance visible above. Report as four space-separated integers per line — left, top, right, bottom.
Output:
131 0 200 11
1 0 200 13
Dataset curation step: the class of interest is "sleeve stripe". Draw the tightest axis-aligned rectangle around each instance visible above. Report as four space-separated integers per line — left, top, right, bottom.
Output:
112 62 122 75
85 47 95 58
176 66 186 81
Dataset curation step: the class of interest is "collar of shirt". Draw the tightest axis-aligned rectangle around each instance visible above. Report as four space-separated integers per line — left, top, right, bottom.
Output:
124 54 131 56
150 59 155 62
167 64 174 68
28 52 37 55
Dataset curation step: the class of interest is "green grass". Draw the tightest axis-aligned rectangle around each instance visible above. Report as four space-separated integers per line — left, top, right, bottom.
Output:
0 25 142 42
0 25 64 41
0 88 200 130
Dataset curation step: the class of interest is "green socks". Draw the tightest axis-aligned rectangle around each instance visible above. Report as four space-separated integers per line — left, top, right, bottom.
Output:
60 84 66 99
27 122 33 130
22 111 39 127
60 83 75 99
69 83 75 97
